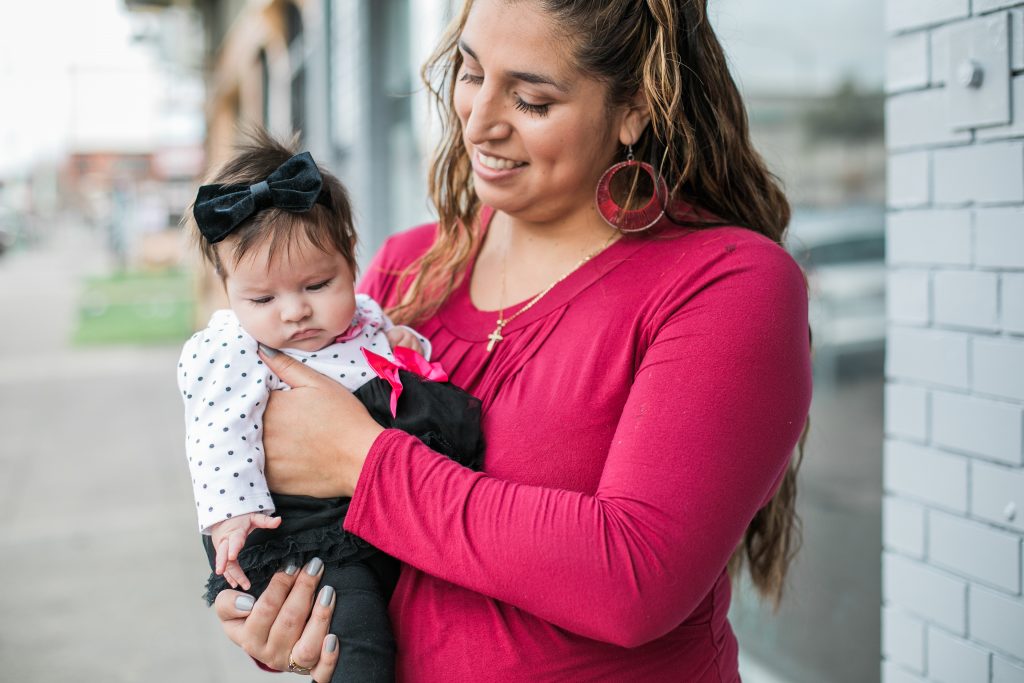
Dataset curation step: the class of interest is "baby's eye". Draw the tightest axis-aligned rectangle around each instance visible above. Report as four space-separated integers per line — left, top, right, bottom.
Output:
307 279 332 292
249 296 273 305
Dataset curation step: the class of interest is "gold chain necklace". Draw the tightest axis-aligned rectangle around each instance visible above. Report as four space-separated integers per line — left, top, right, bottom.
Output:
486 231 619 352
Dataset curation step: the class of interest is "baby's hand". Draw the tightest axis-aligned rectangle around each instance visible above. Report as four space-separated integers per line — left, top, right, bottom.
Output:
209 512 282 591
386 327 424 355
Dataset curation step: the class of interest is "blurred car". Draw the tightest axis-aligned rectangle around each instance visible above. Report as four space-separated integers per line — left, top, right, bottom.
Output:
785 205 886 373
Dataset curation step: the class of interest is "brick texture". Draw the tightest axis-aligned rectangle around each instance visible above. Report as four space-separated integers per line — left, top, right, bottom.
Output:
885 3 1024 682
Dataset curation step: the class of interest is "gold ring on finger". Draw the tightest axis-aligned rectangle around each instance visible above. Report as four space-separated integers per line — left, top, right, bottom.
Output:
287 655 312 675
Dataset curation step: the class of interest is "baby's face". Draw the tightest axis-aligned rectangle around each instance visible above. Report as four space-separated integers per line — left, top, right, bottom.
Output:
220 235 357 352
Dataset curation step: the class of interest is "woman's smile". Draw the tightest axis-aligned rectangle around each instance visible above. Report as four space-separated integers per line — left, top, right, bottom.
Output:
476 150 526 170
471 149 529 182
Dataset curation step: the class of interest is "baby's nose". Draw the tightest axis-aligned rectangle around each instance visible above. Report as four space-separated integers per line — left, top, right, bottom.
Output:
281 298 312 322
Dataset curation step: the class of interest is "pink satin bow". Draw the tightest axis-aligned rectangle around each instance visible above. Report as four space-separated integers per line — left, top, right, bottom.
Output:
361 346 449 417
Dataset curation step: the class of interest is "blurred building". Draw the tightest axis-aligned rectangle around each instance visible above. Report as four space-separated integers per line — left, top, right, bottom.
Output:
128 0 453 314
181 0 448 252
747 86 886 208
54 2 208 270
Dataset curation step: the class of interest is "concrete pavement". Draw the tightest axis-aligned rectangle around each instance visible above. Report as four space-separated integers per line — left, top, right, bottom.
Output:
0 223 275 682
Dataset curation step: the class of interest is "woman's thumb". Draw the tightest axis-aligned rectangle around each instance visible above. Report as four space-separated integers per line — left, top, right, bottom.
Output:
257 344 325 388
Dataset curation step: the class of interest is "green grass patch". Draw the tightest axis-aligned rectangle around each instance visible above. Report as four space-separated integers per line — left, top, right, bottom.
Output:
74 270 195 346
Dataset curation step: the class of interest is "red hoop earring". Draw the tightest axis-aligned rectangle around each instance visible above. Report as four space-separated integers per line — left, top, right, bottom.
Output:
595 145 668 233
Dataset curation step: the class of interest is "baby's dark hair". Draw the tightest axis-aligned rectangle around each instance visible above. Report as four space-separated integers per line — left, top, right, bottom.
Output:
188 127 357 279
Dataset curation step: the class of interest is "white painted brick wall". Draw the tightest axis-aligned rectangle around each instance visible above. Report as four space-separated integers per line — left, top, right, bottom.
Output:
885 440 969 511
884 606 927 671
886 90 973 150
931 26 952 86
887 209 971 266
1012 9 1024 69
933 270 1000 330
1003 273 1024 333
973 337 1024 400
888 152 931 207
887 270 931 325
887 326 969 388
885 383 929 441
888 31 930 93
885 3 1024 681
995 655 1024 683
977 76 1024 142
928 510 1022 592
883 661 927 683
884 552 968 633
932 142 1024 205
927 627 993 682
886 0 969 33
884 496 927 556
969 587 1024 660
971 460 1024 533
975 206 1024 268
976 0 1024 14
931 390 1023 464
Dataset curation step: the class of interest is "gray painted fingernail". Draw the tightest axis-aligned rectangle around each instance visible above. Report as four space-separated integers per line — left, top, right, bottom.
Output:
235 595 255 612
283 562 299 576
325 634 338 653
258 343 279 357
305 557 324 576
319 585 335 607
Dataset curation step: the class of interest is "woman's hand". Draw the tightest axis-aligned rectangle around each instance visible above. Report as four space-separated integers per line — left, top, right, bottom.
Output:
215 559 339 680
259 346 384 498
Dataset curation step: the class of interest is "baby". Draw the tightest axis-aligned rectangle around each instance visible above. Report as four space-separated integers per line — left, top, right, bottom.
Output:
177 130 483 682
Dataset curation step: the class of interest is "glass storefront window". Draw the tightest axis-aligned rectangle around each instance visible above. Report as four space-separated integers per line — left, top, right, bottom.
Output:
712 2 886 682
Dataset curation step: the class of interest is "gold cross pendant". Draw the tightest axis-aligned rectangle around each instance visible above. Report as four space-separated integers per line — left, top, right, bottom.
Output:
486 320 506 352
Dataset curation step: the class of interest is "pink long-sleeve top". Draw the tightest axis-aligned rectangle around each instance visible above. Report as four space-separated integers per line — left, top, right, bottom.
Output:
345 208 813 682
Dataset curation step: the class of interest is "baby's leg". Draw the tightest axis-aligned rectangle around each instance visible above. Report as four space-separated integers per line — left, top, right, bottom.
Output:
322 559 396 683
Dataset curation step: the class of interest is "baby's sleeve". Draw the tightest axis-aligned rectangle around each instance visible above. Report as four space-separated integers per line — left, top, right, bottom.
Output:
176 313 277 533
356 293 432 360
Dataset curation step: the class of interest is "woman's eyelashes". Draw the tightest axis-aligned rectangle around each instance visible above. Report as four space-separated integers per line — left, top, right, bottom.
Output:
459 71 551 117
513 96 550 117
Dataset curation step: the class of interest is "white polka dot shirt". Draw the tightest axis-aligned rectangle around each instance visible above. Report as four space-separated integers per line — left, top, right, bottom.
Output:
177 294 430 533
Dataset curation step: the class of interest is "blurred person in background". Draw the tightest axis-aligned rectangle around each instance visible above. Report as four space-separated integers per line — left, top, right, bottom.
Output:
211 1 812 680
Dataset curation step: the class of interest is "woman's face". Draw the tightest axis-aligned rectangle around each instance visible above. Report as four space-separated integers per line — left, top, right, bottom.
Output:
454 0 647 225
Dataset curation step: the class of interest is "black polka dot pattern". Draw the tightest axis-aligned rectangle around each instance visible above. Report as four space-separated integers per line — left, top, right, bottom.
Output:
177 296 431 533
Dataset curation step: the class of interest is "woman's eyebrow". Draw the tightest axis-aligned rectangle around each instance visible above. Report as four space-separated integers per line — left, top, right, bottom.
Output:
458 39 569 93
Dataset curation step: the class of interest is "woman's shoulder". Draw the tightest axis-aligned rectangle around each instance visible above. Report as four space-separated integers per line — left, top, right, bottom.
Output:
644 223 803 284
627 223 807 322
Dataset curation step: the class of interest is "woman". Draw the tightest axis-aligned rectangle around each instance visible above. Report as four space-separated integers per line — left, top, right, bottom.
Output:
214 1 812 680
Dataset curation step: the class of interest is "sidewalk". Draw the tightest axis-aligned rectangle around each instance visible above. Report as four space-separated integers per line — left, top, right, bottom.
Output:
0 223 274 682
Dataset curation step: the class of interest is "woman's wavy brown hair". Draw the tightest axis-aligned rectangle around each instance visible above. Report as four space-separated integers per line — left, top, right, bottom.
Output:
393 0 809 607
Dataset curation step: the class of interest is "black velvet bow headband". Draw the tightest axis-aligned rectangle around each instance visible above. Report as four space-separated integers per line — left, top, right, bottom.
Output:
193 151 330 244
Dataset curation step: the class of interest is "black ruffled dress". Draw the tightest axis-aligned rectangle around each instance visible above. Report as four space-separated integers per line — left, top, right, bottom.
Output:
201 370 484 683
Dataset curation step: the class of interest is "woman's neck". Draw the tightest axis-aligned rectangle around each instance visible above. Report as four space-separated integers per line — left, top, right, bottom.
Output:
469 205 619 311
487 204 617 264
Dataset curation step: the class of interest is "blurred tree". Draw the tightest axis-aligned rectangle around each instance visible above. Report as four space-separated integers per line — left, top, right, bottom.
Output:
803 77 884 144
